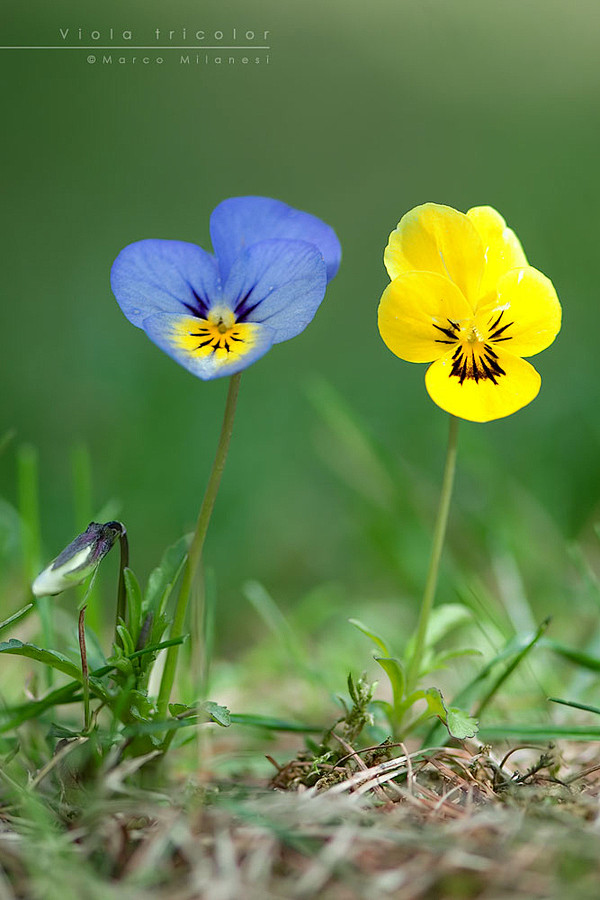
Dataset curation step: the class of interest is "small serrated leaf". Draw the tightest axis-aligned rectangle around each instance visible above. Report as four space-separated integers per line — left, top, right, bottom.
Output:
168 700 230 727
422 687 478 739
445 706 479 740
202 701 231 727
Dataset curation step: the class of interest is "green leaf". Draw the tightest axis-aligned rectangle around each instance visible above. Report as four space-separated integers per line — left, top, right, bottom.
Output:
47 723 81 739
0 637 188 734
115 624 135 656
122 718 196 737
128 634 188 660
421 687 446 719
150 610 170 648
0 684 80 733
374 657 405 711
168 700 230 727
200 701 231 727
124 701 230 737
128 690 155 721
0 639 111 703
348 618 390 656
422 687 479 740
124 568 143 643
446 706 479 740
0 639 81 681
143 535 190 616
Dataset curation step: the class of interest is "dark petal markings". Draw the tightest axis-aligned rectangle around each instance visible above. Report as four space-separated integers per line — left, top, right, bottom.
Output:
433 323 459 341
181 285 210 318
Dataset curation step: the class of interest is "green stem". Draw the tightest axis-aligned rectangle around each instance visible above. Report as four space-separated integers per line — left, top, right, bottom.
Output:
78 606 91 733
405 414 459 693
157 373 242 719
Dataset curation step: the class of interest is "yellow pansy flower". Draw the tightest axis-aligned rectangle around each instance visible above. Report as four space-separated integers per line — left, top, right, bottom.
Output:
378 204 561 422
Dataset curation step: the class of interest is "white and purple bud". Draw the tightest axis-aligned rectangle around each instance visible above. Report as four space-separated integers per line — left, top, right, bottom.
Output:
32 521 125 597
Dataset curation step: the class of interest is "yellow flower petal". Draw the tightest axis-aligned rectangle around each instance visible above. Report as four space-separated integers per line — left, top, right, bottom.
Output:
378 272 474 363
384 203 484 305
466 206 528 297
477 266 562 357
425 347 541 423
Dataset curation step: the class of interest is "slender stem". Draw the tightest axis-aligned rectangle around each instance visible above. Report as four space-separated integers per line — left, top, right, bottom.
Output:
78 606 91 733
405 415 460 693
157 373 242 719
114 528 130 648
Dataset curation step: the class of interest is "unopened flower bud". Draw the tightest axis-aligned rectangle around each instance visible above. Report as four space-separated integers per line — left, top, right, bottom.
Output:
32 521 125 597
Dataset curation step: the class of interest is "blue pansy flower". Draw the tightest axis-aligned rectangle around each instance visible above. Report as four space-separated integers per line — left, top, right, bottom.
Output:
110 196 341 379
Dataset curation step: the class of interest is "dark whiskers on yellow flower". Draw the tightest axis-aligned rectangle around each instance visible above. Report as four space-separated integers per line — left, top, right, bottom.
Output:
378 204 562 422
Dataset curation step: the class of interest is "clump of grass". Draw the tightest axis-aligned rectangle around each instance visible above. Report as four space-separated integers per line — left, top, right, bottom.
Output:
2 736 600 899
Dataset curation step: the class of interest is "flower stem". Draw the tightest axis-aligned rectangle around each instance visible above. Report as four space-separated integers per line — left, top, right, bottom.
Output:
78 605 91 733
157 373 242 719
405 414 459 694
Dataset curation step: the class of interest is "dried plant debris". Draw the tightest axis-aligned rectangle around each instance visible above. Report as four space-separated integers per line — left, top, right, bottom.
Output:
2 742 600 898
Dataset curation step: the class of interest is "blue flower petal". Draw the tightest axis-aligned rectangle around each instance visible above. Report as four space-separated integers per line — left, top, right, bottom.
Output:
142 312 276 380
222 239 328 344
111 239 220 328
210 196 341 284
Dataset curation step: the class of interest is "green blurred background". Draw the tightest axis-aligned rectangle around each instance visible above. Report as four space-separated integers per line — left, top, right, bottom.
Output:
1 0 599 653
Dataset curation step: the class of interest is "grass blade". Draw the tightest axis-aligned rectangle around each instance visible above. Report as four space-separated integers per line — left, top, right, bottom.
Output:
0 603 34 635
230 713 323 733
480 723 600 741
548 696 600 715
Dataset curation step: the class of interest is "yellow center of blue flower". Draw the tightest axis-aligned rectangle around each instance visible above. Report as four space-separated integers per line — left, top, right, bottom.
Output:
171 309 261 363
